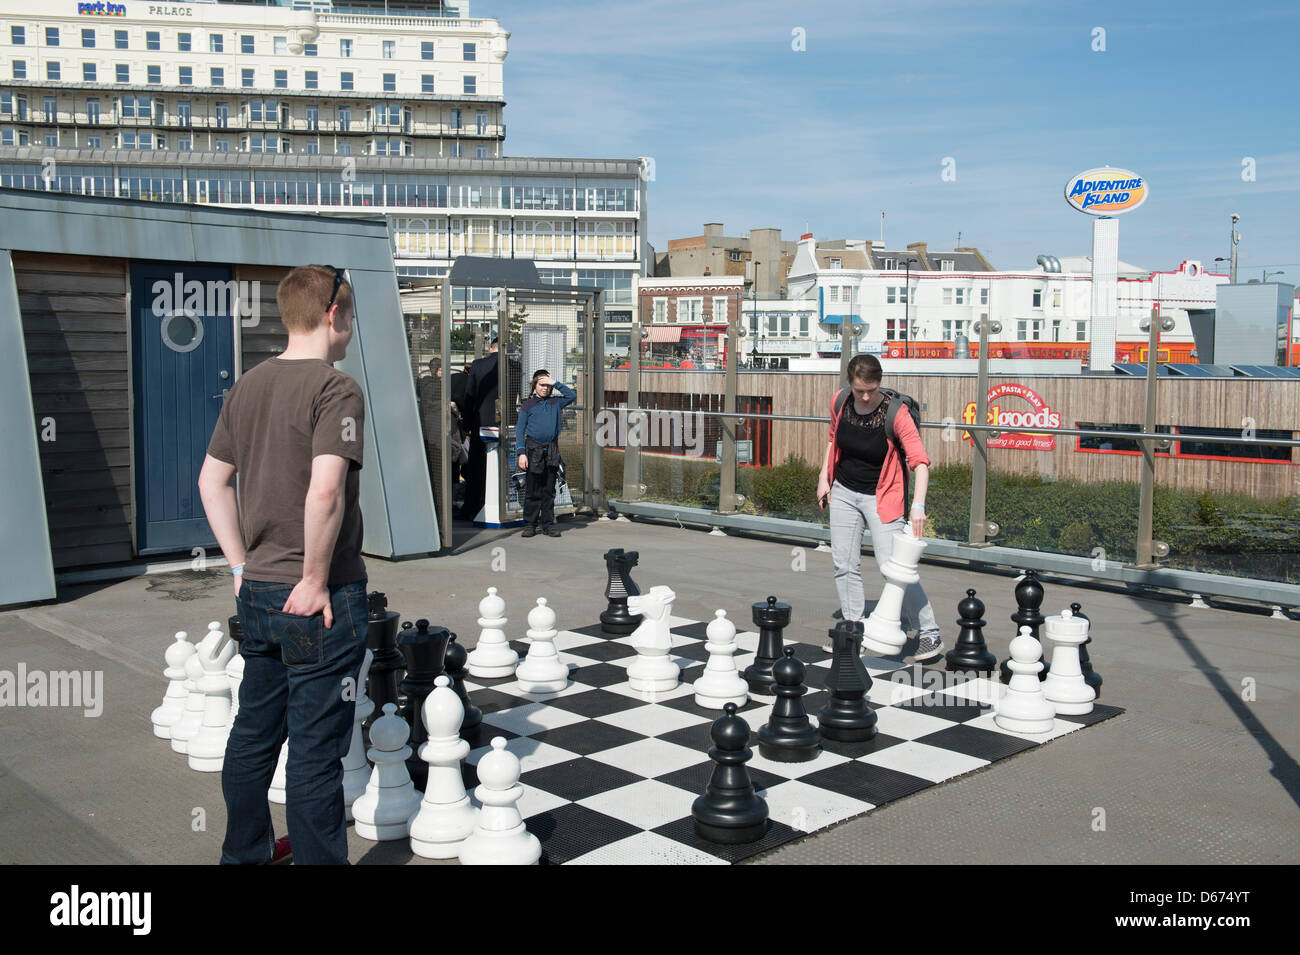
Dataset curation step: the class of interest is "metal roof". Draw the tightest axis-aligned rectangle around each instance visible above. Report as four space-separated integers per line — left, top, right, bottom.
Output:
445 255 595 295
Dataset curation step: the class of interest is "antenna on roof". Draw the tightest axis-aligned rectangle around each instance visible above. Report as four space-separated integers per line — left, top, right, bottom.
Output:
956 231 962 248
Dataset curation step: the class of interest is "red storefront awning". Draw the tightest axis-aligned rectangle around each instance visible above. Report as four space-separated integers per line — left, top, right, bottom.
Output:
647 325 682 343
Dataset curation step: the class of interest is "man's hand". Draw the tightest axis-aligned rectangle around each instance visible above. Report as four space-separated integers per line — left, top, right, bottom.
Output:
232 575 242 601
518 452 528 470
540 374 555 388
283 579 333 628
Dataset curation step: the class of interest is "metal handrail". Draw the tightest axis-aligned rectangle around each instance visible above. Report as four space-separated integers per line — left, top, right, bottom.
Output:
599 405 1300 449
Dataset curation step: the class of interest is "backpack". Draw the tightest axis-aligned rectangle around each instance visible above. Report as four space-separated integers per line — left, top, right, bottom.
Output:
834 386 922 499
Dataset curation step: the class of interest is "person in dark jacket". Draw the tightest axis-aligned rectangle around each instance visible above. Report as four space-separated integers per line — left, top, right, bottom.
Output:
459 340 499 521
515 369 576 537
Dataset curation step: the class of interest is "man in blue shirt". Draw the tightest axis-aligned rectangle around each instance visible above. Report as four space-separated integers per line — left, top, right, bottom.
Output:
515 369 576 537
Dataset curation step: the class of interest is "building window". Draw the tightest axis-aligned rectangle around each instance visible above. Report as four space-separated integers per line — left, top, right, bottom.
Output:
463 42 476 60
338 142 351 155
147 65 161 84
1017 320 1027 340
274 70 287 89
421 74 434 93
940 259 954 271
248 99 279 123
241 34 254 55
827 286 839 303
178 32 191 52
340 38 352 57
114 29 127 50
210 34 223 53
146 31 160 51
463 76 476 94
215 102 229 128
652 298 667 323
82 28 95 48
115 63 128 83
86 134 101 148
242 68 254 88
1076 321 1087 341
11 26 24 45
340 72 354 91
86 98 100 123
954 288 966 305
274 37 287 56
421 41 434 60
215 138 229 152
942 287 953 305
43 97 56 123
304 43 317 56
46 61 60 81
176 100 190 125
475 145 488 158
338 106 351 131
11 60 24 80
828 257 841 269
46 27 59 46
44 132 57 147
177 136 191 151
1032 288 1043 308
305 70 318 90
886 287 896 304
449 140 462 158
305 104 318 130
476 108 487 133
729 250 742 262
211 67 224 87
179 66 192 86
383 73 396 92
678 297 703 323
1031 319 1043 340
980 287 989 305
383 40 395 59
83 63 97 82
449 108 462 129
305 139 319 155
1053 289 1062 308
713 297 729 324
880 257 897 269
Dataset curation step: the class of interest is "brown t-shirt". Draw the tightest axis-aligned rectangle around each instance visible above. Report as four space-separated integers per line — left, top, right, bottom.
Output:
207 357 366 586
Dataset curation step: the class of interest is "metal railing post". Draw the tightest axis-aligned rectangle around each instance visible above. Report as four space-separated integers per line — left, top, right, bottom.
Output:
439 279 453 551
579 298 595 516
718 320 739 513
968 319 991 546
590 291 605 511
1136 306 1160 567
623 316 643 502
839 313 852 381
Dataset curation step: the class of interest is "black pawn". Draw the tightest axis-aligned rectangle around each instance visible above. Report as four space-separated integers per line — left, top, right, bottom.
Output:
743 595 791 696
398 619 451 791
365 591 404 737
945 589 997 674
818 621 878 742
1071 602 1102 698
443 633 482 732
692 702 769 844
1000 570 1047 683
600 548 643 635
757 648 821 762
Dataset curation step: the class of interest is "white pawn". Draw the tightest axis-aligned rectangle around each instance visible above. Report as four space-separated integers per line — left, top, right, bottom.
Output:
862 530 927 656
268 741 289 804
515 598 568 694
694 610 749 709
342 649 376 821
994 626 1056 734
151 632 195 739
188 629 237 771
225 646 244 729
459 737 541 865
1042 608 1095 716
627 585 680 693
408 675 477 858
353 703 423 841
466 587 518 678
170 650 207 755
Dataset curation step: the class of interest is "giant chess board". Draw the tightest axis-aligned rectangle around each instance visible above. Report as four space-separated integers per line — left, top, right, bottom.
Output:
457 615 1124 864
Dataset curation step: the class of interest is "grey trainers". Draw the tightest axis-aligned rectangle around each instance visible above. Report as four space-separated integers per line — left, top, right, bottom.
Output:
915 635 944 663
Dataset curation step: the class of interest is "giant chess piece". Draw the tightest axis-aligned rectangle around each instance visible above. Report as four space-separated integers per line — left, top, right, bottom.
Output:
365 591 404 735
692 703 769 844
408 676 478 859
352 703 423 842
599 547 643 636
399 618 451 792
693 610 749 710
459 737 542 865
443 634 482 731
466 587 518 679
225 616 244 729
1071 602 1103 698
743 595 791 696
516 598 569 694
994 626 1056 734
863 531 927 656
188 626 238 772
1001 570 1047 683
818 621 878 742
945 589 997 675
170 646 207 755
342 649 376 821
268 741 289 805
151 632 195 739
758 648 821 762
627 585 680 693
1042 608 1095 716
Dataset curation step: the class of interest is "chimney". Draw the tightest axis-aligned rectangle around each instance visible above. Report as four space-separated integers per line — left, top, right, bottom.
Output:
703 223 724 241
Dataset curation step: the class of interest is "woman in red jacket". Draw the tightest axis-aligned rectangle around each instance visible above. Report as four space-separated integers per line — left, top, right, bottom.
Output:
816 354 943 661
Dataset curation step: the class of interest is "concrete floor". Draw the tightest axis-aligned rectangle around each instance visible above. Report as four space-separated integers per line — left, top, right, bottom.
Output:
1 515 1296 865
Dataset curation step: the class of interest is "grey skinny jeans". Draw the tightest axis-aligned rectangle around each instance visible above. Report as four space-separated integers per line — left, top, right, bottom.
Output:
829 479 940 639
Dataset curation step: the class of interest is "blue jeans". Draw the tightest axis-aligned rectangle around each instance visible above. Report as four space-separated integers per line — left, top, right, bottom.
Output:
222 577 369 865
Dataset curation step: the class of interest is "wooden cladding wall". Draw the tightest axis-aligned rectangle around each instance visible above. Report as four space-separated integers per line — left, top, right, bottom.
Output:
235 266 290 373
15 252 133 569
603 371 1300 499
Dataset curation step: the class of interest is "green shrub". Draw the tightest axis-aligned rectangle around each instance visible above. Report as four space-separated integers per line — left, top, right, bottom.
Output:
751 454 820 517
1057 521 1094 554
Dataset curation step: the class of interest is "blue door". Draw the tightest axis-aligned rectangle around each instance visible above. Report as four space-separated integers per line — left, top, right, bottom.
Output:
131 264 236 554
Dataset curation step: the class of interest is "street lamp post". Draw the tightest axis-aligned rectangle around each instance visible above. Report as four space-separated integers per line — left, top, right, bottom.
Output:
1263 270 1286 283
751 260 760 368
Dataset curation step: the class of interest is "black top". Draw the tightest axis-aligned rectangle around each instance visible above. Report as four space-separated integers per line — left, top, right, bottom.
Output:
834 394 889 494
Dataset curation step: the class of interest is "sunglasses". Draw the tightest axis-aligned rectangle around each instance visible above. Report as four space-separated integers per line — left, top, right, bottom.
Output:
324 265 344 312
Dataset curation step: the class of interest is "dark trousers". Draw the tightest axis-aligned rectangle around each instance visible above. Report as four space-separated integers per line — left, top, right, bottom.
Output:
523 464 559 528
461 432 486 518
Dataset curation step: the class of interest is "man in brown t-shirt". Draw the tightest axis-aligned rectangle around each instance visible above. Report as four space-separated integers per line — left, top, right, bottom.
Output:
198 264 368 866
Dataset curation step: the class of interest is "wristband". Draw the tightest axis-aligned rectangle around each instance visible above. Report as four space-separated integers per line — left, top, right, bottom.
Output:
910 504 925 512
231 564 244 576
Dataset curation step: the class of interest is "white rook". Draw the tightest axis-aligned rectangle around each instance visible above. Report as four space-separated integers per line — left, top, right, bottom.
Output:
1042 608 1095 716
862 531 926 657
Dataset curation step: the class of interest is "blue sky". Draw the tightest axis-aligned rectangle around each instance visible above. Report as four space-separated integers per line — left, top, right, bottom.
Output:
488 0 1298 277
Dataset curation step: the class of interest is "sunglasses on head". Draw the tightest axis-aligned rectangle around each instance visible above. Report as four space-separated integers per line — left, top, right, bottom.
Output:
324 265 344 312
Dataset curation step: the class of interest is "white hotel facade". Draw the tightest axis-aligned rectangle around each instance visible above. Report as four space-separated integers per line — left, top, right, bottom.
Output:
0 0 648 319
